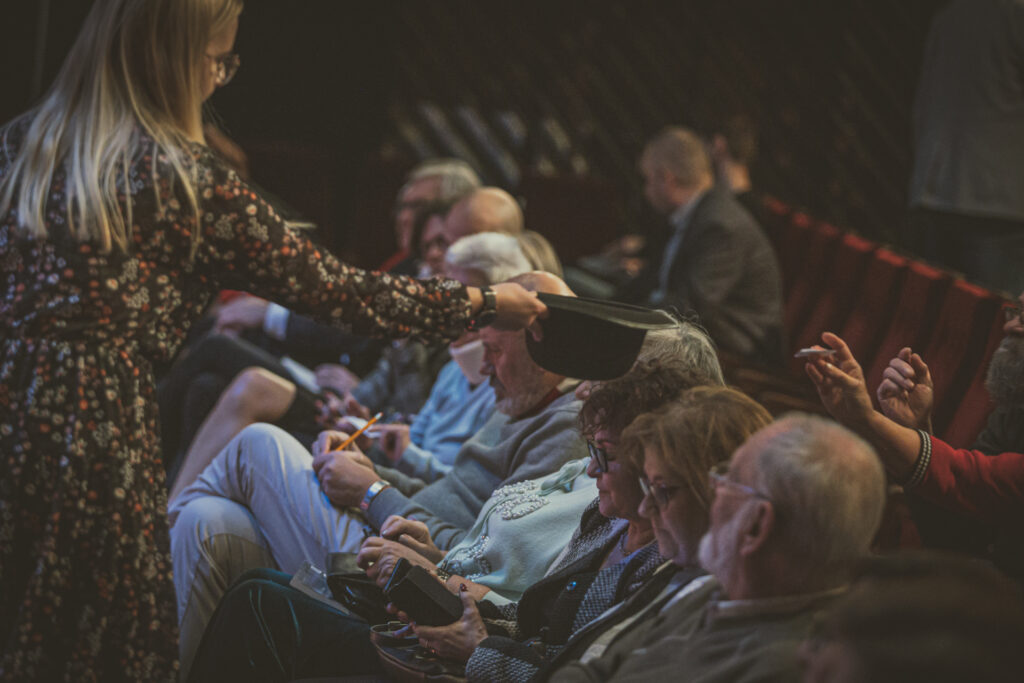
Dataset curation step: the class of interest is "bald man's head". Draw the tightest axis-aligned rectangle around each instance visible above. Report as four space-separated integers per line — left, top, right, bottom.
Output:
444 187 525 243
507 271 574 297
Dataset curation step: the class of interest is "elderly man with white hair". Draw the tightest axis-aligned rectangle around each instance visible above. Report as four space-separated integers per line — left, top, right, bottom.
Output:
541 413 887 683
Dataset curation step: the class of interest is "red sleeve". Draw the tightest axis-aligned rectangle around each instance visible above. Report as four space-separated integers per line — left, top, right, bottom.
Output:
916 435 1024 523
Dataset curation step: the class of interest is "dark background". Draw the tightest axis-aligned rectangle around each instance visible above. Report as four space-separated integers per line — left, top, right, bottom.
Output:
0 0 946 267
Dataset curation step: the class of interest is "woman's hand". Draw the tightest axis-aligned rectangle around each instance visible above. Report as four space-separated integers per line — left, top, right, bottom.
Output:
356 537 437 588
380 515 444 563
877 347 934 432
803 332 876 429
411 587 488 663
474 283 548 336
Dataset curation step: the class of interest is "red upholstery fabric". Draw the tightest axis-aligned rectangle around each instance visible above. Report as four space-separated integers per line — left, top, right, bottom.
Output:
838 248 909 365
919 280 1002 434
941 299 1014 445
864 261 951 399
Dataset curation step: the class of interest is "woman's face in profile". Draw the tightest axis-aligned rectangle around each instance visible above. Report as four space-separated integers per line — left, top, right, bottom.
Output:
202 17 239 101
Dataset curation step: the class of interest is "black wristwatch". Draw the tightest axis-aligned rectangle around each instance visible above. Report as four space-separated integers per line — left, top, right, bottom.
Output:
467 286 498 331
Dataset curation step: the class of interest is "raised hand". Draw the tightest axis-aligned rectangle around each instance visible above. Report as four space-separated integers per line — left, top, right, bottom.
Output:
877 347 934 432
803 332 875 428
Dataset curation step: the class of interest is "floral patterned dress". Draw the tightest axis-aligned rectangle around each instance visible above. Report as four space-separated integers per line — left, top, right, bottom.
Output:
0 121 471 682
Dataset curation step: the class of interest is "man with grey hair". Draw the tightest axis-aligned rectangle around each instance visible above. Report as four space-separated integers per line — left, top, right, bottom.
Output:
630 126 783 363
544 414 886 683
391 158 481 265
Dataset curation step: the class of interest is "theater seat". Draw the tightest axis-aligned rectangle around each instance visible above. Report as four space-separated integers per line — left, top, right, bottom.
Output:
941 299 1013 446
864 261 951 401
788 233 877 374
837 248 908 364
782 220 841 339
917 280 1002 434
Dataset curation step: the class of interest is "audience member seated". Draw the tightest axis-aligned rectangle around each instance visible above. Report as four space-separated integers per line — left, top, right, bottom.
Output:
800 552 1024 683
805 332 1024 525
538 413 885 682
381 158 481 274
707 113 763 223
184 327 734 682
409 385 770 683
168 272 583 677
626 126 783 362
873 291 1024 575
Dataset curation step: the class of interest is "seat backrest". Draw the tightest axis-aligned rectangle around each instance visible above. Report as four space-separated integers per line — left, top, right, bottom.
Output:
839 248 909 364
782 220 841 337
940 299 1013 446
864 261 951 397
920 280 1002 433
790 233 877 367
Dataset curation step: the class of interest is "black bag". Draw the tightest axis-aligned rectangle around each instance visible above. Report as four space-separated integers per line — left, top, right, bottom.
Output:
325 552 390 624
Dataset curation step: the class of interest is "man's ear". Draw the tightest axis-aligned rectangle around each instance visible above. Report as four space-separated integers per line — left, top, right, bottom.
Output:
738 500 775 557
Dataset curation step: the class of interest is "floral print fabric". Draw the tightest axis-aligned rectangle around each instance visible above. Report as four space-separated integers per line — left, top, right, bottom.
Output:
0 120 470 682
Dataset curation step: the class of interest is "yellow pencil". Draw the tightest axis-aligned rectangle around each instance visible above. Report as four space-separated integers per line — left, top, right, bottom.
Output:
333 412 383 452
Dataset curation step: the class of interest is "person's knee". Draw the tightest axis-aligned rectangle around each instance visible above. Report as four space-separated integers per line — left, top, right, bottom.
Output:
230 422 309 472
222 367 297 421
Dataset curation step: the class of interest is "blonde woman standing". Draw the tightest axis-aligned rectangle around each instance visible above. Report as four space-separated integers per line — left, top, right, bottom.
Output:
0 1 542 680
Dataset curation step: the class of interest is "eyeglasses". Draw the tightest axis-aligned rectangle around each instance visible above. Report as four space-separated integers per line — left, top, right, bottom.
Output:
207 52 241 86
708 462 771 501
587 441 613 473
1004 304 1023 325
638 475 679 508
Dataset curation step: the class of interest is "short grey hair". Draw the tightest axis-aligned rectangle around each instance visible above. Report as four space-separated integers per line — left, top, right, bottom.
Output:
639 318 725 387
406 159 481 203
445 233 532 286
750 414 886 584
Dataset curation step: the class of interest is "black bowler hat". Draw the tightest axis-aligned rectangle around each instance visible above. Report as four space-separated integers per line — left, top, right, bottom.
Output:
526 293 679 380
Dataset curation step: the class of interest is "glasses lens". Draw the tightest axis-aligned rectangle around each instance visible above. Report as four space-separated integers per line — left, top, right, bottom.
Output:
1006 305 1024 323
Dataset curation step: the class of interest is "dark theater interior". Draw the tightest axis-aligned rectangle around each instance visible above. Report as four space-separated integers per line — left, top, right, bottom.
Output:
2 2 1023 681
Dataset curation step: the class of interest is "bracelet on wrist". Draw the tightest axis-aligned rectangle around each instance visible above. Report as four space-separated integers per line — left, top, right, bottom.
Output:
359 480 391 512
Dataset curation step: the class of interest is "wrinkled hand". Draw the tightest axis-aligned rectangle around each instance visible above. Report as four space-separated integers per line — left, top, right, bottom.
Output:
377 424 411 464
213 295 269 335
311 434 378 507
803 332 875 429
412 587 487 663
315 363 360 395
356 537 437 587
877 347 934 432
380 515 444 563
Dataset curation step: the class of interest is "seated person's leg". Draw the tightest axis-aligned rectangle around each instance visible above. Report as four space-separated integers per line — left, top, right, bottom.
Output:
170 367 299 499
187 569 380 683
170 496 276 680
170 423 368 575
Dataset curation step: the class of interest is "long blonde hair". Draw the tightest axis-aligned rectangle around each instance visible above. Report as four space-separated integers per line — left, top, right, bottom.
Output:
0 0 243 252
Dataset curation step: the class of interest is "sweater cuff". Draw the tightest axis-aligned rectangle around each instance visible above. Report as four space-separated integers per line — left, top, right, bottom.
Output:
902 429 933 489
363 485 411 529
262 302 290 341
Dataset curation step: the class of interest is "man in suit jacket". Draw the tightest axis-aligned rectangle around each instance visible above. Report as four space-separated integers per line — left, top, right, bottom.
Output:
636 126 783 362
